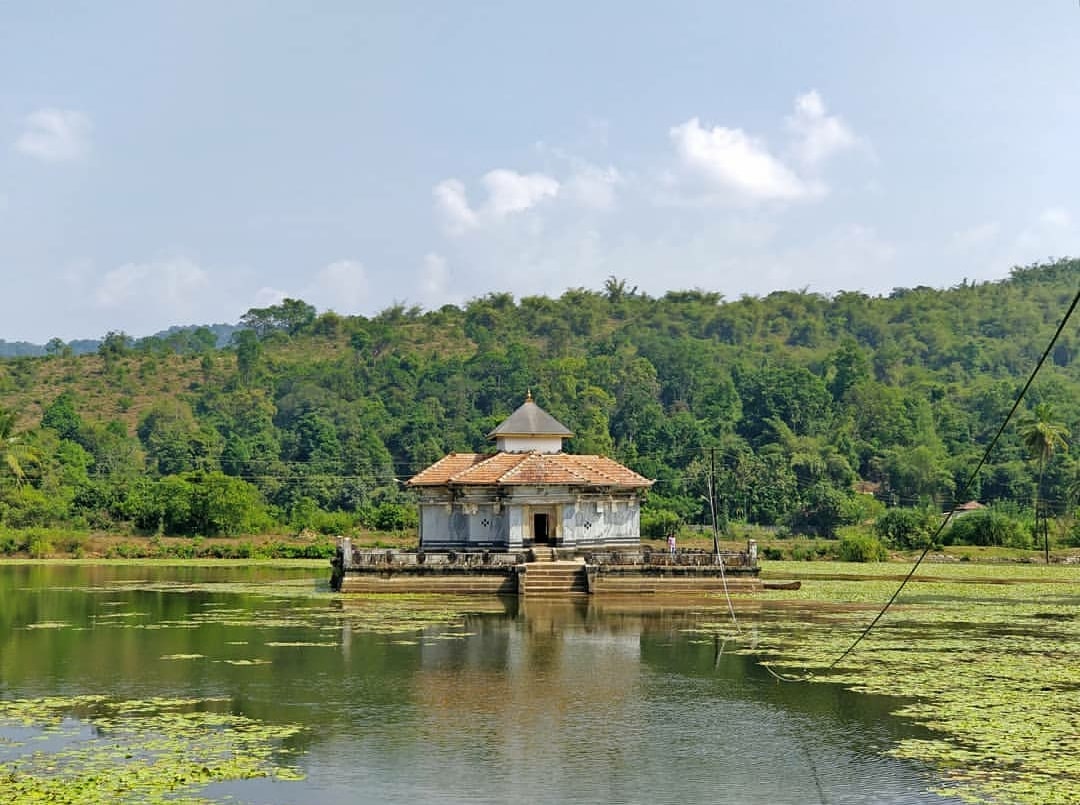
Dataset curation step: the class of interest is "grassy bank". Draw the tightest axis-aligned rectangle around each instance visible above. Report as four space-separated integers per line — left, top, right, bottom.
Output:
0 528 416 560
645 530 1080 565
4 524 1078 564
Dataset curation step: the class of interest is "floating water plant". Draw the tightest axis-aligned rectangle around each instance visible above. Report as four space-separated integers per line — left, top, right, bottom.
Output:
0 695 304 804
728 563 1080 805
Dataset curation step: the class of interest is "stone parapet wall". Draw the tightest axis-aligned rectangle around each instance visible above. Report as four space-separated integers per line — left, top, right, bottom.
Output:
347 548 526 569
581 549 755 569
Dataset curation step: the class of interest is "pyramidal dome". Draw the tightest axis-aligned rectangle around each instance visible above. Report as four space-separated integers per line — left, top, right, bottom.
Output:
486 392 573 454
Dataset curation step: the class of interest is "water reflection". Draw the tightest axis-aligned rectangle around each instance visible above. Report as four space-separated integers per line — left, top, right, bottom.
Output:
0 566 961 804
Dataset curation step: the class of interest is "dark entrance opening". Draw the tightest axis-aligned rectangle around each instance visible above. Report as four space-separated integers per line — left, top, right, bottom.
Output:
533 513 550 544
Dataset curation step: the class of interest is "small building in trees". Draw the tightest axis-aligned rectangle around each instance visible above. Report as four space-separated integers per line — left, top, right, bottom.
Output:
407 393 652 551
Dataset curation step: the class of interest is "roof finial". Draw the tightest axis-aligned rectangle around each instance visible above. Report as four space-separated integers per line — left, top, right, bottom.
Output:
525 388 533 403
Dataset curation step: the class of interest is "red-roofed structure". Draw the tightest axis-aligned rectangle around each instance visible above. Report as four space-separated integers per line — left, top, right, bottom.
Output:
407 395 653 552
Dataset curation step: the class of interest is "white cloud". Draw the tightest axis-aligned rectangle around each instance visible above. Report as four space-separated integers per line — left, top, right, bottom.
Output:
481 169 559 217
253 286 288 308
565 165 621 210
420 252 450 299
1039 207 1071 228
1013 207 1076 263
786 90 858 168
669 117 821 203
433 179 479 235
950 221 1000 251
94 257 209 309
434 169 560 235
248 260 369 314
15 108 92 162
306 259 369 311
666 92 863 204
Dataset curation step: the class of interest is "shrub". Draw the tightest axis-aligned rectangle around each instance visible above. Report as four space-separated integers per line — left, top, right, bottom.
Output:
356 502 419 533
1069 516 1080 547
301 508 356 536
0 534 28 555
787 484 849 537
28 534 53 558
874 507 938 549
56 535 87 556
373 503 418 532
944 506 1030 548
107 541 146 559
841 493 886 525
837 532 888 562
640 509 682 539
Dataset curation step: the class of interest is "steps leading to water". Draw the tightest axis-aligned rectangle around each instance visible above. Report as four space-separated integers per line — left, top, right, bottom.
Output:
520 561 588 597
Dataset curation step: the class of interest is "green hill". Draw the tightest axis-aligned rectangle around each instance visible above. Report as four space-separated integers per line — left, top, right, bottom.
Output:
1 259 1077 546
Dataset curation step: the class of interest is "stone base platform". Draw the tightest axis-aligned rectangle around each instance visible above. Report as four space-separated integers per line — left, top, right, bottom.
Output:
332 543 762 597
585 565 762 595
338 568 517 595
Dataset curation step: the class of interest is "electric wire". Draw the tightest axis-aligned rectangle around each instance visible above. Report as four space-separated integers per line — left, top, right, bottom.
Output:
821 287 1079 672
752 285 1080 682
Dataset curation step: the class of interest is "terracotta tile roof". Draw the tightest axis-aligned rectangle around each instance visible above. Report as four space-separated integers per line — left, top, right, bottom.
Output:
406 453 491 486
407 451 653 489
955 500 985 511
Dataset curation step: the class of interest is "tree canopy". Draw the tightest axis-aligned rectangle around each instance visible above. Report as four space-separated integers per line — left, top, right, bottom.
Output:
0 259 1077 540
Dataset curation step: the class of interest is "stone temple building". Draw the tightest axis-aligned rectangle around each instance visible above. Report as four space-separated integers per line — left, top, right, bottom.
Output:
407 394 653 552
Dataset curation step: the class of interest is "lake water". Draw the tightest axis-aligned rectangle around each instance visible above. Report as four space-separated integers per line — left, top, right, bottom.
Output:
0 564 963 804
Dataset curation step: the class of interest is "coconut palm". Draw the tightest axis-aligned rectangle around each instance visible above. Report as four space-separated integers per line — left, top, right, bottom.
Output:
0 407 36 488
1019 403 1070 561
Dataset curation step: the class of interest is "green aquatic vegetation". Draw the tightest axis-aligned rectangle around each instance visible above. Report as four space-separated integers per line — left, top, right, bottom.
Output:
24 570 503 640
726 566 1080 804
0 695 304 804
264 641 337 647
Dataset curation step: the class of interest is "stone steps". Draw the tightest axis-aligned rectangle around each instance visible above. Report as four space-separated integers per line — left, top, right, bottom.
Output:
521 562 588 596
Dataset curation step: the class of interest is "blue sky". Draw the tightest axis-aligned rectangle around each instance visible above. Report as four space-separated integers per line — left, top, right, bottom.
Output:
2 1 1078 341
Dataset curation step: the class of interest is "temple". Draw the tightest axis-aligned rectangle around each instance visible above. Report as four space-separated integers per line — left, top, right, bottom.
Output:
407 393 653 552
331 393 761 596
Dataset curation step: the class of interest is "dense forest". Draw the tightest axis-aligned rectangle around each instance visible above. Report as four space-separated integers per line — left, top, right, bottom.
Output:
1 259 1078 552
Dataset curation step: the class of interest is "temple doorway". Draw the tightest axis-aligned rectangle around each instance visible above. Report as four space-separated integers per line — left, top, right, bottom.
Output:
533 513 550 544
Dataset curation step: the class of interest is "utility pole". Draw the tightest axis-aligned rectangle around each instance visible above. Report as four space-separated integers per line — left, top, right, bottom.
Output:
708 447 721 559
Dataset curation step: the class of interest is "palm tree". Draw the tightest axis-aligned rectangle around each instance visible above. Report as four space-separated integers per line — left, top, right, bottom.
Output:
0 407 29 487
1020 403 1070 561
